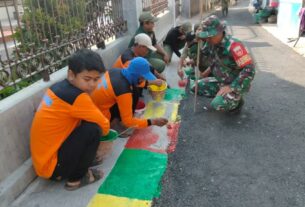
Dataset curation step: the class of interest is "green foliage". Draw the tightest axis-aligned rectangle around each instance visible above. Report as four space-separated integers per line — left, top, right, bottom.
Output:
0 86 17 99
0 81 30 100
4 0 88 100
0 74 42 100
14 0 87 46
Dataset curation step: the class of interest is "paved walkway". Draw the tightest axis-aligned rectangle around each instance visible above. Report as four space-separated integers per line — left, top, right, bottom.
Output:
261 23 305 58
153 1 305 207
10 23 186 207
9 2 305 206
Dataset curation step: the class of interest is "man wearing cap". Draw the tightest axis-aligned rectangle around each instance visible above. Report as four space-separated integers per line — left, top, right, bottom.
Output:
113 33 165 115
91 57 168 129
177 23 204 79
194 15 255 113
128 11 169 73
163 21 192 62
113 33 164 81
114 33 156 68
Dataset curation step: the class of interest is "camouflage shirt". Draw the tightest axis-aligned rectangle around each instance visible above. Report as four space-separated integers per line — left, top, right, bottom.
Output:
181 42 198 60
200 35 255 93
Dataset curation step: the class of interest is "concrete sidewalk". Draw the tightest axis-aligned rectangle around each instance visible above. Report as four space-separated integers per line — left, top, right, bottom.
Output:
8 6 217 204
13 2 302 206
8 34 186 207
261 23 305 58
153 1 305 206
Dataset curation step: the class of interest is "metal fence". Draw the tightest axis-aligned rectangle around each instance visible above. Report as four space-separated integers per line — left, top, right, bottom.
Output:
142 0 168 17
0 0 127 95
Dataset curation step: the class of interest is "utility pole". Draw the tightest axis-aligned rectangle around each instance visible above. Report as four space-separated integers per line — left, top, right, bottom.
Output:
173 0 176 27
200 0 203 20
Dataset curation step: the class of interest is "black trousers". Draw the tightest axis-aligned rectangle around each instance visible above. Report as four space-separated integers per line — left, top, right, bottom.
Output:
110 87 141 121
222 7 228 16
50 121 101 182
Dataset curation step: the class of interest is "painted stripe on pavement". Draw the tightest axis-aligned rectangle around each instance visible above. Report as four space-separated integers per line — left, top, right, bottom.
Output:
98 149 167 200
88 194 151 207
87 88 185 206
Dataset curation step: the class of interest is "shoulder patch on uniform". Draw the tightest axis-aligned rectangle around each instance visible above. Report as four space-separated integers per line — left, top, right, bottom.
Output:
230 42 252 68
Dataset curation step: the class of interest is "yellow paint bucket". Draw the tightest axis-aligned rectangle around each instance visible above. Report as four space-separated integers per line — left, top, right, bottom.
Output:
148 82 167 101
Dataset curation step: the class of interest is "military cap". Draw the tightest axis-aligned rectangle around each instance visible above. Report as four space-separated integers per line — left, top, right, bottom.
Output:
197 15 226 39
139 12 158 23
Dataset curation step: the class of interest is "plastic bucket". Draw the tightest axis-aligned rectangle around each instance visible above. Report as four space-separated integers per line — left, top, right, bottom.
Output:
148 82 167 101
99 129 118 142
96 129 118 161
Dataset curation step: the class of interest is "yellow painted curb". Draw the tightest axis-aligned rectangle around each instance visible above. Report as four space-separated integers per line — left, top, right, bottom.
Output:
87 194 152 207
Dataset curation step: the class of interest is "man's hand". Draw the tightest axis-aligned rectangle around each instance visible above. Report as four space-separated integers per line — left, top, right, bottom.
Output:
177 68 184 79
154 70 166 81
163 54 170 64
186 59 195 66
151 118 168 126
217 85 233 96
200 67 211 78
148 79 164 87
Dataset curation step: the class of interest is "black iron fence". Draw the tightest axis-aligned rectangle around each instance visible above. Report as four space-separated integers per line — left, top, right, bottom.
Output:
0 0 127 98
142 0 168 17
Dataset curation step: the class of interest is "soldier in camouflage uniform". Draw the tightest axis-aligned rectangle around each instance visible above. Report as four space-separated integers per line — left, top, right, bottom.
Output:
193 15 255 112
177 23 202 79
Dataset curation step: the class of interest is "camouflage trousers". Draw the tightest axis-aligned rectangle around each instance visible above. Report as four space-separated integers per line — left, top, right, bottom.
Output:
146 51 166 73
192 77 242 112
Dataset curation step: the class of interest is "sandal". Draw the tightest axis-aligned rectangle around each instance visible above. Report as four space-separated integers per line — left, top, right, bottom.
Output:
64 168 104 191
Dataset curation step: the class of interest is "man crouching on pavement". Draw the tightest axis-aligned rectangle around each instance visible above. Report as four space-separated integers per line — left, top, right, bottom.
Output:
91 57 168 133
193 15 255 113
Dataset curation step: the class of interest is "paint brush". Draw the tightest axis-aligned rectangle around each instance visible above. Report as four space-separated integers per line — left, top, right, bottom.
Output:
117 125 138 137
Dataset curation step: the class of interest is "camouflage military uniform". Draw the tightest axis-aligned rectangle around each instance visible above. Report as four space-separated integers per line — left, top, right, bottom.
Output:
179 23 204 79
181 42 198 78
195 15 255 112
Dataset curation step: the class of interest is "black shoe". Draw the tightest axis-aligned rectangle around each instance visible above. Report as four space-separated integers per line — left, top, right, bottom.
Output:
229 98 244 114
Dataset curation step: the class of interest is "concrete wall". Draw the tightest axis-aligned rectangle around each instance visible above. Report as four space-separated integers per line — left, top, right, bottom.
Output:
191 0 200 17
0 6 15 20
182 0 210 18
0 35 130 183
182 0 191 18
0 36 130 207
155 11 175 42
0 0 175 205
0 6 23 21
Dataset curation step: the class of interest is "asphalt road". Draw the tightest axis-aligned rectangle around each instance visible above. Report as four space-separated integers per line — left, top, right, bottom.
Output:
153 2 305 207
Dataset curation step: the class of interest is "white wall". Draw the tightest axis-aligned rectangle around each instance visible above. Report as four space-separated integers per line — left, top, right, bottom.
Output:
277 0 302 38
0 6 23 21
